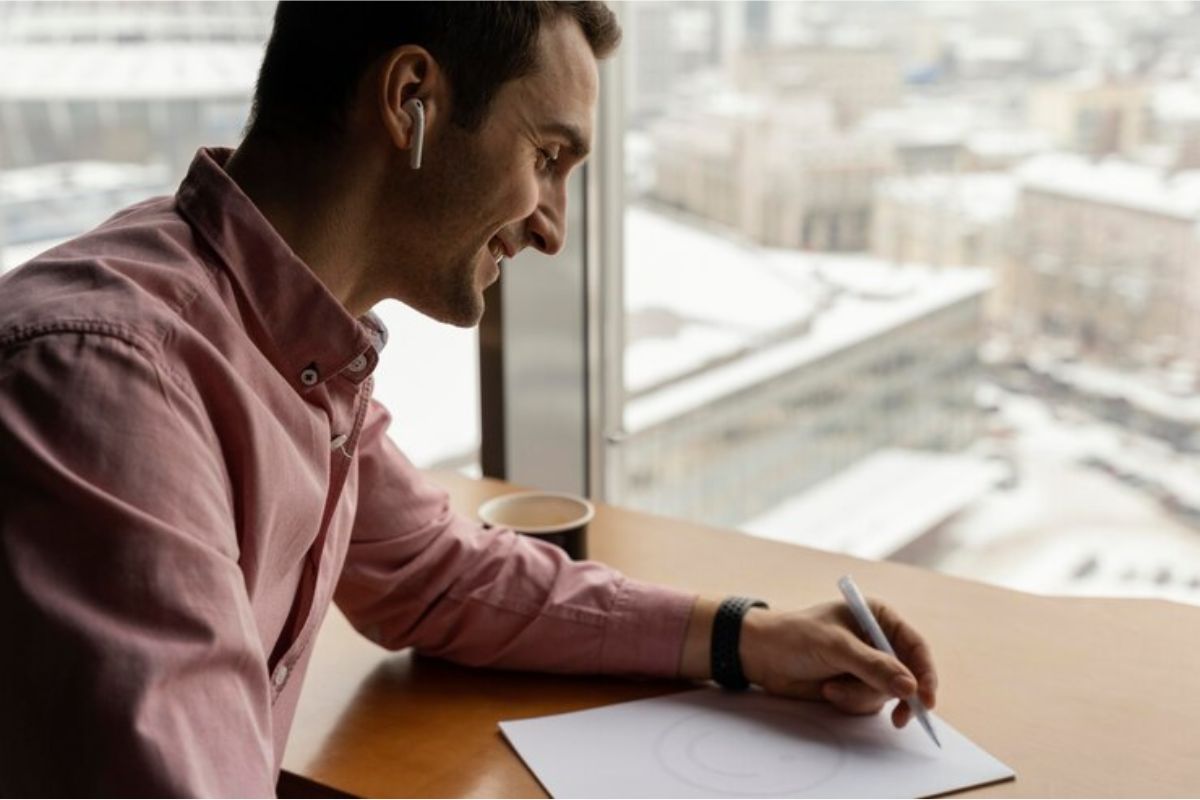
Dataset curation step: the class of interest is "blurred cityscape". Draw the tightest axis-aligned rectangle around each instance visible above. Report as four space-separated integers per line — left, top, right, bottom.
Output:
2 2 1199 605
617 1 1200 605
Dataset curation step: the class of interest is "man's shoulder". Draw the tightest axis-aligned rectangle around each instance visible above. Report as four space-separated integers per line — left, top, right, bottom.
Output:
0 195 218 356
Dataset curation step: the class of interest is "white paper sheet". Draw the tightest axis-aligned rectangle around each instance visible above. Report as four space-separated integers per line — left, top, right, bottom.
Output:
500 689 1014 798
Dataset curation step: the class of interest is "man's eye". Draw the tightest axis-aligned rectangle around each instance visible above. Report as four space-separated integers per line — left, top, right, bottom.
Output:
537 149 559 172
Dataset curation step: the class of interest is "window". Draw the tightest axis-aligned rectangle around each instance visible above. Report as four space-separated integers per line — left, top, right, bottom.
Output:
609 0 1200 606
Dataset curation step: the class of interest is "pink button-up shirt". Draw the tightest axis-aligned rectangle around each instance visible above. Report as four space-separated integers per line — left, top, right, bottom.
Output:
0 148 695 796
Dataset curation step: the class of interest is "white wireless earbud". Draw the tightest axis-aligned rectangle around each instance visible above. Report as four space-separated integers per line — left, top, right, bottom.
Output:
402 97 425 169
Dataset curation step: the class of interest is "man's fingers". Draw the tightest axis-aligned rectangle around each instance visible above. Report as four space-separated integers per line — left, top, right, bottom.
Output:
868 603 937 721
892 700 911 728
867 600 939 704
822 680 889 715
828 633 917 698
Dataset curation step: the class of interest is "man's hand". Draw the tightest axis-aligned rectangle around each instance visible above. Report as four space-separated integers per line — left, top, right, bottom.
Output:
680 597 938 729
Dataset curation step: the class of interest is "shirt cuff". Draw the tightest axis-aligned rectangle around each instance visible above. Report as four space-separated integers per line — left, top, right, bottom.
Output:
598 577 697 678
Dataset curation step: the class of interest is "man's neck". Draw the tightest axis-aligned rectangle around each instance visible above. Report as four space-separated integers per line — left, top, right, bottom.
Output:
224 133 382 317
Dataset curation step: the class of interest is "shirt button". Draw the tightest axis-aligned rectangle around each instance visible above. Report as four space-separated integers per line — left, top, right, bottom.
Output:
272 664 290 690
300 367 319 387
348 354 368 372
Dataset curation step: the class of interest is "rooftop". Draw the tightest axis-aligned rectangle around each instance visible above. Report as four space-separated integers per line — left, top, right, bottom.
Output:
740 448 1002 559
858 99 1008 149
623 206 992 433
964 128 1052 160
875 172 1018 225
1151 82 1200 124
1016 152 1200 219
1030 357 1200 427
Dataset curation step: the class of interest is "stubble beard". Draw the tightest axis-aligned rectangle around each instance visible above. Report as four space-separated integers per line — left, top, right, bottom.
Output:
382 239 486 328
440 251 488 328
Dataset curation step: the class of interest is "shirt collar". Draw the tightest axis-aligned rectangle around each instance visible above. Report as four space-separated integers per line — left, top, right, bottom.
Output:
175 147 383 392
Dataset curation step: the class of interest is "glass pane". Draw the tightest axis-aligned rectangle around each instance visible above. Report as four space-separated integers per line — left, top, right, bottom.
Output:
0 1 479 473
618 0 1200 605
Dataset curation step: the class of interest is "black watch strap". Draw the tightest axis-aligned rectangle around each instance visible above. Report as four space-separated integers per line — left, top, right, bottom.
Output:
710 596 768 690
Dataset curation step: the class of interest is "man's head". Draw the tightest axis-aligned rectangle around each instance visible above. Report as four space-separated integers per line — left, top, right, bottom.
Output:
245 1 621 326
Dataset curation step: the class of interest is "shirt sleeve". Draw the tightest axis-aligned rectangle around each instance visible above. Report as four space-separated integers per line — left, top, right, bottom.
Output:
0 331 276 797
334 400 697 677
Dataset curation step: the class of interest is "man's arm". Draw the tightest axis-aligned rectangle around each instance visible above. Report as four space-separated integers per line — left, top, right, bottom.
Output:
0 332 276 796
334 400 697 677
338 402 938 716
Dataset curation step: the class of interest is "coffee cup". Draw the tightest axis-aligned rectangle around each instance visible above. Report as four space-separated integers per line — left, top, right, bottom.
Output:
477 491 594 560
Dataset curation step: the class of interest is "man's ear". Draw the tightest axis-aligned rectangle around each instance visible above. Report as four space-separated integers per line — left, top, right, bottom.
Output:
378 45 441 157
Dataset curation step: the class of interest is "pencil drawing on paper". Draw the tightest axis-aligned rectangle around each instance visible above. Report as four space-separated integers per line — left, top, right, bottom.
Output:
653 706 846 795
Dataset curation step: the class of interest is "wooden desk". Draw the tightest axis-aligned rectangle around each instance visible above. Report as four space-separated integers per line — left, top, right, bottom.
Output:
283 472 1200 798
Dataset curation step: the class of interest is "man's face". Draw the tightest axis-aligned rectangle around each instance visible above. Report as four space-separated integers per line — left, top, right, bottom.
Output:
392 17 599 327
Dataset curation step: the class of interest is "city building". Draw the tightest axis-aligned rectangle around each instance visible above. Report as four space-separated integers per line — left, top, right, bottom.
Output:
0 1 269 176
857 99 1023 175
944 34 1029 81
1145 82 1200 171
854 98 1046 180
616 205 991 530
648 96 893 251
624 1 724 128
1027 74 1149 158
0 1 269 267
732 35 902 128
962 128 1053 172
1010 152 1200 366
871 171 1019 322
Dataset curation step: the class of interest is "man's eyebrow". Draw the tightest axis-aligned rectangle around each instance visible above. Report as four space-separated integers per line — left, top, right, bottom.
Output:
542 122 591 158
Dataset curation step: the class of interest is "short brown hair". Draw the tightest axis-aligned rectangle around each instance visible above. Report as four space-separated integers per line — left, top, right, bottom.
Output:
248 1 620 141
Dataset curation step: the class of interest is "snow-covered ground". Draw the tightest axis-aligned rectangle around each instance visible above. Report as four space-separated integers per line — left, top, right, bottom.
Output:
729 375 1200 606
740 448 1003 560
926 389 1200 606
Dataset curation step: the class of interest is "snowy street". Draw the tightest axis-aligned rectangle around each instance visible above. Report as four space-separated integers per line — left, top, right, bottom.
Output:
930 387 1200 605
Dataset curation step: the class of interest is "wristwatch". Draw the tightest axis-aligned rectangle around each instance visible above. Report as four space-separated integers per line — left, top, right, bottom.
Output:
710 596 769 690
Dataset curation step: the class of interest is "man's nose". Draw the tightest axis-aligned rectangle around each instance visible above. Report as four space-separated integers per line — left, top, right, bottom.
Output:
525 186 567 256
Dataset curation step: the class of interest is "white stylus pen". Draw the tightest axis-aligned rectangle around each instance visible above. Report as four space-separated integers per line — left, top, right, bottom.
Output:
837 575 941 749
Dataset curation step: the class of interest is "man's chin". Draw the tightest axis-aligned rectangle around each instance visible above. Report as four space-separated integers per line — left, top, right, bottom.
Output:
395 288 484 328
394 260 491 327
436 290 487 328
448 305 486 329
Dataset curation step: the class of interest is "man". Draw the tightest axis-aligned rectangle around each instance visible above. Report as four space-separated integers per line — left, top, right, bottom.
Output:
0 3 937 795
